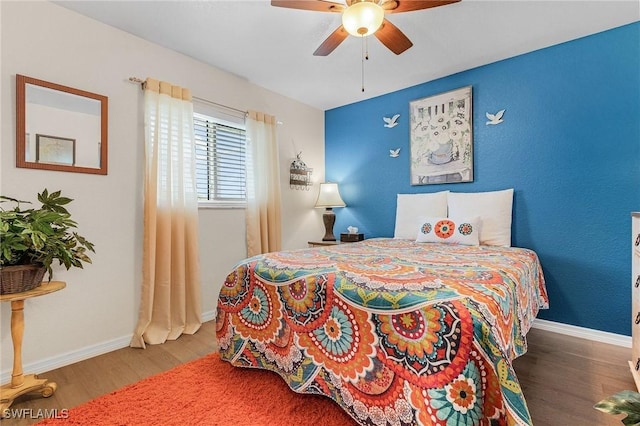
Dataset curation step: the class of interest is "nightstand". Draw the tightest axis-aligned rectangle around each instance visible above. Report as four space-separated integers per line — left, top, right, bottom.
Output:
308 237 365 248
308 241 341 248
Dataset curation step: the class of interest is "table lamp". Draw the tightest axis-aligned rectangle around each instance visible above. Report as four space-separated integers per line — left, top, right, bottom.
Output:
314 182 346 241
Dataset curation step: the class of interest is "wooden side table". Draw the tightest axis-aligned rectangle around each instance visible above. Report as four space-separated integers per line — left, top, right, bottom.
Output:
308 238 365 248
0 281 65 415
308 241 341 248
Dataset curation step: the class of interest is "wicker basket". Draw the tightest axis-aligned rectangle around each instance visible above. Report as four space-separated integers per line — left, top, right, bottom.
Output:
0 264 46 295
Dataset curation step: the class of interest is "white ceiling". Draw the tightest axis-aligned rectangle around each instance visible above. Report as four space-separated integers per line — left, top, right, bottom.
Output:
54 0 639 111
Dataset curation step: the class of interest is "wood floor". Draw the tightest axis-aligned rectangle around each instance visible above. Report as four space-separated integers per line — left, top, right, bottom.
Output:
3 322 635 426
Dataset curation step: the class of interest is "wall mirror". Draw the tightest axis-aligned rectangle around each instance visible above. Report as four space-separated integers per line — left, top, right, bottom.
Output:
16 74 108 175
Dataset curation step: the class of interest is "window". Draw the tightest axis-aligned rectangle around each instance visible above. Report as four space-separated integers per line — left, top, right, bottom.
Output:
194 111 246 207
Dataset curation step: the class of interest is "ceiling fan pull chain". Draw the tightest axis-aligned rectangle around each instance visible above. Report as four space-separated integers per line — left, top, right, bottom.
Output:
365 35 369 61
361 36 365 92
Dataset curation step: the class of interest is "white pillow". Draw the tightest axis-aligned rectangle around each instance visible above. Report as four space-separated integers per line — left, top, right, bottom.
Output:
394 191 449 239
447 189 514 247
416 216 480 245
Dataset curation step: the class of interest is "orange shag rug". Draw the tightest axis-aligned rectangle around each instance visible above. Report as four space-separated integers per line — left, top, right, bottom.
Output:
39 353 357 425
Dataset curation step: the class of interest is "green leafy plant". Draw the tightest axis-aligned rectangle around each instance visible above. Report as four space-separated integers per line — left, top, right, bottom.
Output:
595 390 640 426
0 189 95 279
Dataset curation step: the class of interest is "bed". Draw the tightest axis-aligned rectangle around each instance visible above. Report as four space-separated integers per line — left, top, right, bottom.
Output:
216 237 548 426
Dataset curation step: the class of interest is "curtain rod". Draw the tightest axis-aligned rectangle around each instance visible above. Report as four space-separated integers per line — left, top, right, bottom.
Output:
128 76 247 116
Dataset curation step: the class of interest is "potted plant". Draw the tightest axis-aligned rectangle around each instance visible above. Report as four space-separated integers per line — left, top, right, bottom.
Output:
0 189 95 294
595 390 640 425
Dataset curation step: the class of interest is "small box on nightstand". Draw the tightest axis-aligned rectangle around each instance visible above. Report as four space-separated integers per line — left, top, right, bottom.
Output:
340 233 364 242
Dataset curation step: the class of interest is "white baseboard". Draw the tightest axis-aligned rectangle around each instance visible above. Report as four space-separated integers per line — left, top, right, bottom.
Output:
202 309 216 322
0 309 218 384
0 334 132 384
1 314 627 384
532 318 631 348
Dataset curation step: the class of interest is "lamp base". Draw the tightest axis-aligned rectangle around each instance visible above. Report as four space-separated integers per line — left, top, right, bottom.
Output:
322 208 336 241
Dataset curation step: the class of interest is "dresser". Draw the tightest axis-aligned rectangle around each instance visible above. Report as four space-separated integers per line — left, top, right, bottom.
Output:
631 213 640 390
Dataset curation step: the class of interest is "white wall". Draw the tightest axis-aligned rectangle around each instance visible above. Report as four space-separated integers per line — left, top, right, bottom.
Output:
0 1 325 381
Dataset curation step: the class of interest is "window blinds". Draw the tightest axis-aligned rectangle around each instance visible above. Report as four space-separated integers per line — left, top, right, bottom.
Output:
194 112 246 203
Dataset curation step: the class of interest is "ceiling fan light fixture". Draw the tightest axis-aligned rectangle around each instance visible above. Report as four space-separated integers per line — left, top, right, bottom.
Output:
341 2 384 37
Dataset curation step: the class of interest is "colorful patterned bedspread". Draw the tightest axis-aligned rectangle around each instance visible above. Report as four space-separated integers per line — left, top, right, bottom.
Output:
216 238 548 426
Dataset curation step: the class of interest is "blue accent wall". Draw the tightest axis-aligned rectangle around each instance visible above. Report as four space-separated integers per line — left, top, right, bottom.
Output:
325 23 640 336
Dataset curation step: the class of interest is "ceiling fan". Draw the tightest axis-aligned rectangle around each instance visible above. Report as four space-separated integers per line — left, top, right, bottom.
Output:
271 0 460 56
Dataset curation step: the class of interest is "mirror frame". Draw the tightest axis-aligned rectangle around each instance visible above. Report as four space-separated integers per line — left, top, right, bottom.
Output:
16 74 108 175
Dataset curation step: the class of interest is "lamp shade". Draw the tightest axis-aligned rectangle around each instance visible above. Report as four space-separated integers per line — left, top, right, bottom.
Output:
315 182 346 208
341 1 384 37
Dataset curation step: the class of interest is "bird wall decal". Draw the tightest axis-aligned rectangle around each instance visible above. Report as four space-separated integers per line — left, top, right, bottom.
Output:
390 148 401 158
383 114 400 128
486 109 505 125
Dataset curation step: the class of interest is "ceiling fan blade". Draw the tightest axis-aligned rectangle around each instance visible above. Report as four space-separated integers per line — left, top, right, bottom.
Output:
271 0 345 13
380 0 398 10
313 26 349 56
383 0 460 13
374 19 413 55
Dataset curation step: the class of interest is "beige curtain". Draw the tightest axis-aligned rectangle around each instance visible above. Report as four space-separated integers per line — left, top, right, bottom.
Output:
130 78 202 348
245 110 282 256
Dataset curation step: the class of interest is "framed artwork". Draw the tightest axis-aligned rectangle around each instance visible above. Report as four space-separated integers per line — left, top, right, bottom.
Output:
36 134 76 166
409 86 473 185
